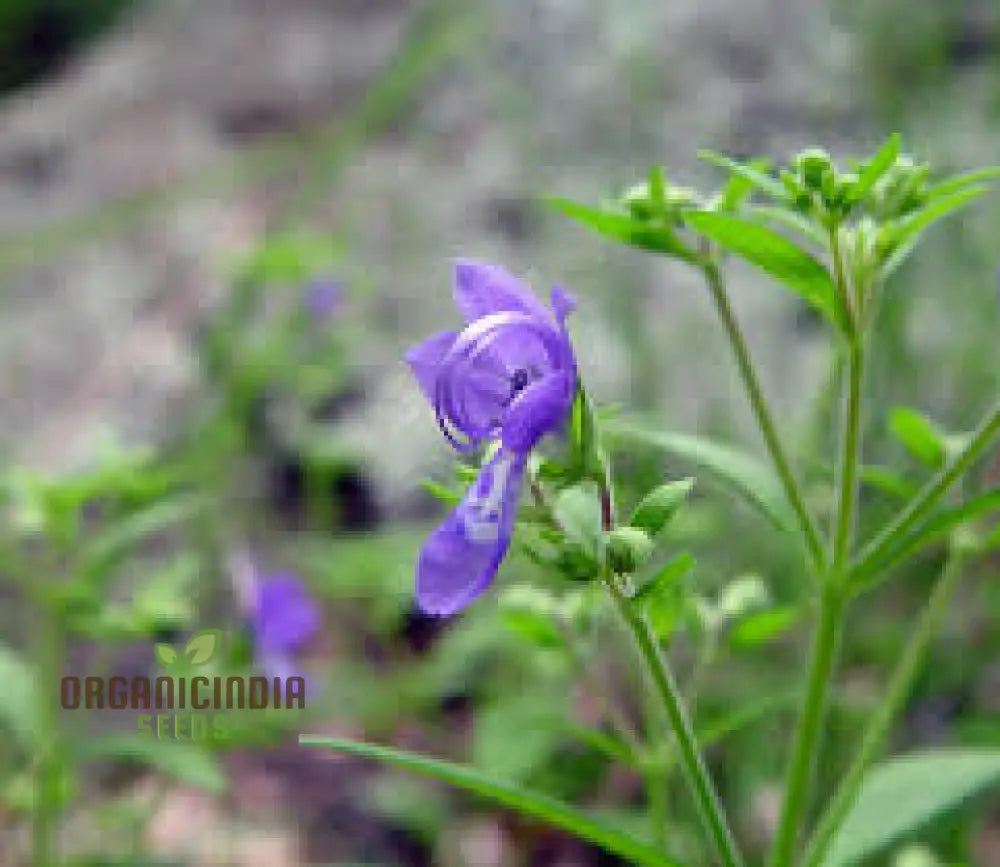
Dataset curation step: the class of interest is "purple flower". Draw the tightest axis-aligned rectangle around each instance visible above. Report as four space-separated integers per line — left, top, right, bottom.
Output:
405 260 577 616
249 572 321 680
303 279 344 319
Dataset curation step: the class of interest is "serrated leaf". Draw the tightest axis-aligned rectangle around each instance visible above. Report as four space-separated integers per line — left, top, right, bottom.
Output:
629 478 695 536
0 645 37 749
546 197 698 263
889 407 946 467
73 735 227 794
183 629 221 665
683 211 848 334
298 736 677 867
822 749 1000 867
728 605 800 648
603 419 798 534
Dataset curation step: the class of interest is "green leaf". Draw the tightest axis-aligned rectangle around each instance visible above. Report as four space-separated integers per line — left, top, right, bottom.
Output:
419 478 462 506
851 487 1000 591
638 554 695 639
698 150 788 200
77 494 206 585
153 644 178 667
474 697 566 782
629 478 695 536
553 482 603 561
728 605 800 648
603 419 798 534
634 553 696 603
822 749 1000 867
0 645 37 749
860 466 918 501
182 629 221 665
683 211 847 334
73 735 227 794
697 690 799 748
298 736 677 867
882 185 992 278
850 134 901 203
546 197 698 263
889 407 945 467
747 205 827 246
925 166 1000 200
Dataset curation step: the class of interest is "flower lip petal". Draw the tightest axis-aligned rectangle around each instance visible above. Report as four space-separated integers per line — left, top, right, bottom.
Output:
453 259 551 324
416 449 525 616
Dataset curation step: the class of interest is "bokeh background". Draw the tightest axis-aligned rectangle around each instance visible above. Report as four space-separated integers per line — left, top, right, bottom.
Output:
1 1 999 865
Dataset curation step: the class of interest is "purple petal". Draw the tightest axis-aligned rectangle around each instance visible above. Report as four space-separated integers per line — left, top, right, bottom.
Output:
416 449 525 616
405 331 458 406
549 286 577 326
257 649 316 701
501 370 574 453
303 280 344 319
254 573 321 654
453 259 550 324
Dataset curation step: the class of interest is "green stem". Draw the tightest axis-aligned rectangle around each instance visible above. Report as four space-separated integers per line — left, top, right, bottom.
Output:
832 339 864 569
802 548 968 867
597 469 742 867
32 601 64 867
770 323 864 867
607 577 744 867
850 398 1000 583
703 262 826 573
768 581 845 867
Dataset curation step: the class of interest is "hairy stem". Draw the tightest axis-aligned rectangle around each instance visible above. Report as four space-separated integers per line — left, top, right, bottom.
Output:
703 262 826 573
803 548 967 867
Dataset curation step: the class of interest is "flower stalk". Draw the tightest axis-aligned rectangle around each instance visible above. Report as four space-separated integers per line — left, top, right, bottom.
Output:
599 478 745 867
702 261 826 574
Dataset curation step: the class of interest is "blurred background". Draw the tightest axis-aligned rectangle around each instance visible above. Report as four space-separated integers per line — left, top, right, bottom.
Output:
0 0 999 865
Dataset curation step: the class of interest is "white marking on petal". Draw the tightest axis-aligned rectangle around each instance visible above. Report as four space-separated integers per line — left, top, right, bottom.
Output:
462 451 515 543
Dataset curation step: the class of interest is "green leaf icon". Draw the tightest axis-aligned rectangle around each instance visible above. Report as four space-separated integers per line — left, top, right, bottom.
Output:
154 644 178 667
183 629 221 665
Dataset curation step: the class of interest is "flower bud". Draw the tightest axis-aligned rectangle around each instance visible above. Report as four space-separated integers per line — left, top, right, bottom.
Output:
606 526 655 574
794 148 834 192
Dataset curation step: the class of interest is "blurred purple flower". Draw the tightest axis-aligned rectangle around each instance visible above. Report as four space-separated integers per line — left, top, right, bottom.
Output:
303 279 344 319
249 571 321 680
405 259 577 616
